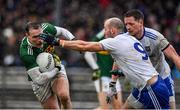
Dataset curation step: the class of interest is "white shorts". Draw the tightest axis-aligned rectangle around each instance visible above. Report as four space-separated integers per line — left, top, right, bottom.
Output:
94 76 121 92
31 64 67 103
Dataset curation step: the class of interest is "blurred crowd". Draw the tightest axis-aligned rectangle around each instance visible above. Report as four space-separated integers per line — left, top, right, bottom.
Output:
0 0 179 68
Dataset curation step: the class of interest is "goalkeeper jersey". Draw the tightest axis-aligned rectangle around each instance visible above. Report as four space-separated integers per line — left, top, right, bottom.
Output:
92 30 113 77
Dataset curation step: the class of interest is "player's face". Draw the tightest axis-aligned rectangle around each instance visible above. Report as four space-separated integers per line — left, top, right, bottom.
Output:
104 22 113 38
28 27 43 48
124 16 143 37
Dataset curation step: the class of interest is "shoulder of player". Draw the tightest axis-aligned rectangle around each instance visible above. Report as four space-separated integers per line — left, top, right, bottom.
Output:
115 32 132 40
20 40 34 57
20 37 27 45
144 27 164 40
20 37 28 52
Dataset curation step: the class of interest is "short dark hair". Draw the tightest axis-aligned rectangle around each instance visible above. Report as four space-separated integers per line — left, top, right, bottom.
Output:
25 21 41 34
124 9 144 21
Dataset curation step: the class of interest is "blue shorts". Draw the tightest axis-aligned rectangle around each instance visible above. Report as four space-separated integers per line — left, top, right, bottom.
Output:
164 75 175 98
132 76 169 109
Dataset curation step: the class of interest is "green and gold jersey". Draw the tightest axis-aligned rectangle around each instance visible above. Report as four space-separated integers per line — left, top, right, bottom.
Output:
92 31 114 77
19 37 55 81
20 23 57 81
20 22 74 81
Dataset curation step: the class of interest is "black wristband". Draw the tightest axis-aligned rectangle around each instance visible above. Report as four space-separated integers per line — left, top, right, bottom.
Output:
55 66 61 71
53 38 60 46
109 81 116 87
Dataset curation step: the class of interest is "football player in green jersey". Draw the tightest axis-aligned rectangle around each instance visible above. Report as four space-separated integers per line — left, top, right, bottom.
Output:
84 30 123 109
19 22 74 109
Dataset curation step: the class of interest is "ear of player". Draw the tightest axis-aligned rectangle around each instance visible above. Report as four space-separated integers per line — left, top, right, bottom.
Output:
40 33 59 46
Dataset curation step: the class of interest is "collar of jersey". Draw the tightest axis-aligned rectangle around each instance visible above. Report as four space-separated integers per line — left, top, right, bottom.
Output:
138 28 145 40
27 37 34 47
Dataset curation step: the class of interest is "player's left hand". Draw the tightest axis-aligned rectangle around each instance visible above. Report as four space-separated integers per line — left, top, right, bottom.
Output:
92 69 101 81
40 33 59 46
106 81 117 104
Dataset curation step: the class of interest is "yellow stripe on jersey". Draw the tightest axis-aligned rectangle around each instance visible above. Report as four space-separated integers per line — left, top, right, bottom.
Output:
44 45 55 53
98 51 110 55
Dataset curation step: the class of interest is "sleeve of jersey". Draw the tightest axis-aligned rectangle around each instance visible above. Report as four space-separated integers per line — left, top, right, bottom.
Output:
27 67 59 85
99 38 116 51
92 29 104 41
157 32 170 51
41 23 57 36
55 26 75 40
21 55 38 70
84 52 99 70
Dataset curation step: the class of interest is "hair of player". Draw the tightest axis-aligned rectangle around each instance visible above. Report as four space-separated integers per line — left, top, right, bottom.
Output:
124 9 144 21
24 21 41 34
107 17 124 31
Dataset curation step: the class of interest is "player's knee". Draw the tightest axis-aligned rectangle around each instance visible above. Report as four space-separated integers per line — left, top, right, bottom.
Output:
60 94 70 102
57 90 68 96
56 91 70 100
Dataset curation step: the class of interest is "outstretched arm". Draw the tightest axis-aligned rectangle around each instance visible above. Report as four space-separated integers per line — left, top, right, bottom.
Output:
59 40 104 52
163 44 180 72
40 33 105 52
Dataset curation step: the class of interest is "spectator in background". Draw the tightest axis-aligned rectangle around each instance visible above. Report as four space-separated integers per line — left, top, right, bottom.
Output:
2 28 21 66
66 26 88 67
0 0 179 67
0 0 54 66
146 14 160 31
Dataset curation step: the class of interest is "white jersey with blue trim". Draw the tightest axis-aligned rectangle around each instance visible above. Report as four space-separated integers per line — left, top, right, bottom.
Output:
129 27 170 79
99 33 158 90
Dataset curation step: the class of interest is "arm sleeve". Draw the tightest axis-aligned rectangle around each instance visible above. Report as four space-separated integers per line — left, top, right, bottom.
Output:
84 52 99 70
27 67 59 85
99 38 116 51
93 29 104 40
156 32 170 51
41 23 75 40
55 26 75 40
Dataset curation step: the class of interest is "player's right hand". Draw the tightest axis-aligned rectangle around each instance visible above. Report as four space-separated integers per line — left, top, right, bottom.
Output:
110 69 124 77
92 69 101 81
40 33 59 46
106 81 117 104
53 54 61 71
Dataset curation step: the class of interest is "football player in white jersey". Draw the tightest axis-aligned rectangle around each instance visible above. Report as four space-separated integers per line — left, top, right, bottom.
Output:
40 17 170 109
123 9 180 109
